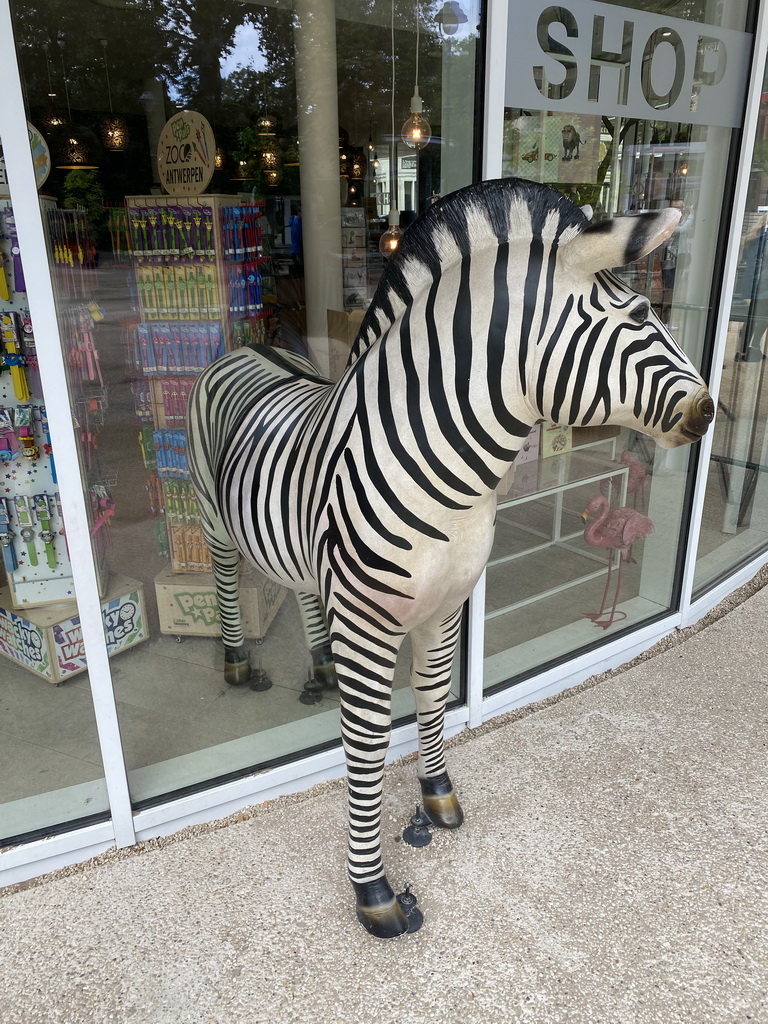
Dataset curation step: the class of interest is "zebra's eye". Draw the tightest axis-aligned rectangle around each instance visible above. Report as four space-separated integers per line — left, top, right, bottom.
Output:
629 301 650 323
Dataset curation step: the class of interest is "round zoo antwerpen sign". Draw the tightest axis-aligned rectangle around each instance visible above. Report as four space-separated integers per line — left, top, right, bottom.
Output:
157 111 215 196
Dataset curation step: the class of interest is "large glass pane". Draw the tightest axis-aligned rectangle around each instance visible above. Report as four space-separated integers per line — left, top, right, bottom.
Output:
0 143 109 845
8 1 479 805
694 62 768 593
488 0 752 690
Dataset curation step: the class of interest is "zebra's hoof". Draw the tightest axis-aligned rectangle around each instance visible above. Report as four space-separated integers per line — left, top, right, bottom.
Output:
311 644 338 689
223 646 251 686
420 773 464 829
353 878 420 938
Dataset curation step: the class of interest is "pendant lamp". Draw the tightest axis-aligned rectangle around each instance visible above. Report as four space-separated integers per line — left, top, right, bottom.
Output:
401 4 431 150
99 40 128 151
379 0 402 256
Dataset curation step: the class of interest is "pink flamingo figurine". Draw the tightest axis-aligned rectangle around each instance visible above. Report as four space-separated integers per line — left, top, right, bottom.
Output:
599 450 649 509
582 494 654 629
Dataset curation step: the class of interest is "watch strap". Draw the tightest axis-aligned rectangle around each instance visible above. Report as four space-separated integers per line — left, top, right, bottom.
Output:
34 494 56 569
14 495 38 566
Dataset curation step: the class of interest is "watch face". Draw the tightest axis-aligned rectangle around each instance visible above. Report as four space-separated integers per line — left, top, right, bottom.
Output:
20 526 34 542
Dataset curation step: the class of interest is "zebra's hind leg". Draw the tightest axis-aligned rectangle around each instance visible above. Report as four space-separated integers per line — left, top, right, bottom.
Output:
296 591 337 688
409 608 465 830
209 541 252 686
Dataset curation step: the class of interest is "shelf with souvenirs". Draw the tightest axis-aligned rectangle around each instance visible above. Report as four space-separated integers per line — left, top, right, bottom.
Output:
122 193 284 640
0 190 146 683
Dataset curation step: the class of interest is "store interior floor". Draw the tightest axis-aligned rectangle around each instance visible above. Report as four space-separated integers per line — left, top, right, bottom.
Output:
2 284 767 846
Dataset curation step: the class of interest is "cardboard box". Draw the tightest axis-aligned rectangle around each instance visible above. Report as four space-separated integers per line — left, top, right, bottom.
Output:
540 420 572 458
0 573 147 684
327 308 365 382
572 425 621 447
155 565 286 639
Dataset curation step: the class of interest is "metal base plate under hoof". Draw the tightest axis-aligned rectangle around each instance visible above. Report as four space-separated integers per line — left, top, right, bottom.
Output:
223 647 251 686
396 884 424 933
420 773 465 830
298 669 323 705
353 878 414 939
402 804 433 848
249 666 272 692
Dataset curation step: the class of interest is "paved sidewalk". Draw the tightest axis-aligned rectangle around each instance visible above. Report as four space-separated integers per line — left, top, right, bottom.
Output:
1 581 767 1024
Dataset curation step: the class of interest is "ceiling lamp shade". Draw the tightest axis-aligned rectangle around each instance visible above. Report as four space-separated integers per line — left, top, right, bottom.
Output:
401 89 431 149
435 1 468 36
40 107 67 133
350 149 367 179
260 138 281 171
98 39 128 152
50 124 101 169
256 113 278 136
100 114 128 152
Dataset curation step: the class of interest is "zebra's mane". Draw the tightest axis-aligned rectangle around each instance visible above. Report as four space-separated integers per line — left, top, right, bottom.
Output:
347 177 588 366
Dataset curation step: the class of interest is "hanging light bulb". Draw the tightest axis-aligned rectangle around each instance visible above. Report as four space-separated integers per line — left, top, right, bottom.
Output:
379 208 402 256
401 89 431 149
372 151 380 169
401 6 431 150
214 146 226 169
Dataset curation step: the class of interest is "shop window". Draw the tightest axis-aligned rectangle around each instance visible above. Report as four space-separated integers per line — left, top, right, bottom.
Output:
490 0 752 690
0 138 109 846
4 0 481 816
694 55 768 593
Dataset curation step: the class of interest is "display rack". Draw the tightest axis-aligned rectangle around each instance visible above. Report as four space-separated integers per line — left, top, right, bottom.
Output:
0 196 147 681
123 193 284 641
0 195 73 607
125 194 268 574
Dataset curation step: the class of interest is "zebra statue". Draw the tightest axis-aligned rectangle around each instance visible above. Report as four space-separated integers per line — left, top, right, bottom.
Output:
187 178 713 938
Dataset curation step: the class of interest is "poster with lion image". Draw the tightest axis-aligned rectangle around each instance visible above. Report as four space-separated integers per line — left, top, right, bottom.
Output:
505 113 602 184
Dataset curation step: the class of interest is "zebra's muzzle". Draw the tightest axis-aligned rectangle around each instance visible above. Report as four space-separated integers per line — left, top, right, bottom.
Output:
680 392 715 441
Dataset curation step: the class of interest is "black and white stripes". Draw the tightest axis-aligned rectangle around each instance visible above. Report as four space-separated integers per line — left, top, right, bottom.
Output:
188 178 712 936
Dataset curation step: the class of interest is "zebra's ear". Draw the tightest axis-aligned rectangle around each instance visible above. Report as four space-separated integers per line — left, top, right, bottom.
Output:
562 208 681 273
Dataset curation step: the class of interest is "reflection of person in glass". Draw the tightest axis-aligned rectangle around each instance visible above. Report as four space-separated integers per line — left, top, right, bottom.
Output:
736 214 768 362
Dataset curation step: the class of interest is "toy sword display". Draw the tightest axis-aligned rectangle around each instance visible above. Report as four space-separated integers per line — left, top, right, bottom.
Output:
5 210 26 294
33 493 57 569
0 497 18 572
0 311 30 401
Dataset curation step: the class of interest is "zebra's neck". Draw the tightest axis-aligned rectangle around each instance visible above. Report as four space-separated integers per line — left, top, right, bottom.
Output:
348 247 541 497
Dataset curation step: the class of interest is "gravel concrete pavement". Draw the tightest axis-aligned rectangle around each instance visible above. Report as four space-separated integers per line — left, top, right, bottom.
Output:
1 581 767 1024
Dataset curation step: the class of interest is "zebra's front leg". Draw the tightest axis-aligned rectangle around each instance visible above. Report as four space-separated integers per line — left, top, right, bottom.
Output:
410 608 465 830
331 619 418 938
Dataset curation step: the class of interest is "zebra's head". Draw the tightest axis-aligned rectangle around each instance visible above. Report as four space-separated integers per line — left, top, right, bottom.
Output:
534 205 714 449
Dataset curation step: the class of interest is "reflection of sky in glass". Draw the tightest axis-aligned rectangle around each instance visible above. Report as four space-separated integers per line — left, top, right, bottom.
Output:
220 23 267 77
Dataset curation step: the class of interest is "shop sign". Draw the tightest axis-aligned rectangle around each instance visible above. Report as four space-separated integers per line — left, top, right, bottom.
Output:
157 110 215 196
0 605 50 676
507 0 752 128
53 591 144 674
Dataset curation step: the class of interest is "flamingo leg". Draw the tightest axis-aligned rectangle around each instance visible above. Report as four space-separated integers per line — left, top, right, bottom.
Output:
583 546 615 622
593 553 629 630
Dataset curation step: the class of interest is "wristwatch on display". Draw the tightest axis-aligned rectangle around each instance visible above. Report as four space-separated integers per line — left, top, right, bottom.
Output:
34 493 57 569
0 498 18 572
14 495 38 567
